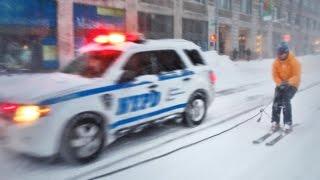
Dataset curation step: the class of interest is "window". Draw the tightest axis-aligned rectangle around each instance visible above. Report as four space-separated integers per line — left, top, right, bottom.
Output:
287 11 292 24
155 50 186 73
295 15 300 26
191 0 206 4
62 50 122 78
184 49 206 66
0 37 33 71
123 50 185 79
182 18 208 50
123 52 156 77
272 6 281 20
240 0 252 15
306 18 310 30
138 12 174 39
218 0 232 10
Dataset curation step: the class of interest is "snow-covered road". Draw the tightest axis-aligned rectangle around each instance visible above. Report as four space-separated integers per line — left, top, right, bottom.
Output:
103 78 320 180
0 54 319 180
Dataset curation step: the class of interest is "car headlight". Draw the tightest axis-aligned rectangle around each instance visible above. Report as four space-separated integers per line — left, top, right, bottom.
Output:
13 105 50 124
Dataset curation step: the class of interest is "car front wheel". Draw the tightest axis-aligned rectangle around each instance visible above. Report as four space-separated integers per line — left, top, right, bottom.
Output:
60 113 105 164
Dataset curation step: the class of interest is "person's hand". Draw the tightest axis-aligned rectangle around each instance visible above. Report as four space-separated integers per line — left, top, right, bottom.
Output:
279 81 289 91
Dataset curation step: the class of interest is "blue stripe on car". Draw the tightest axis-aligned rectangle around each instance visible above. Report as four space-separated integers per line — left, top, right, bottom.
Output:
158 70 194 81
40 81 152 105
110 103 187 129
39 70 194 105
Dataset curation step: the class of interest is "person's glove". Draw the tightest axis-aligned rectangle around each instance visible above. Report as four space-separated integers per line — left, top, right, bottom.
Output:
279 81 289 91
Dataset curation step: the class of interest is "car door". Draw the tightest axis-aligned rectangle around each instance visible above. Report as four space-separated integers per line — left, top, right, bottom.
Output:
153 50 194 113
108 51 163 131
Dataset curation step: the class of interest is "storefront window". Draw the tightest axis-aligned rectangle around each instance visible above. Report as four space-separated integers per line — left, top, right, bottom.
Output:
138 12 174 39
240 0 252 15
218 0 232 10
0 0 57 72
182 18 208 50
73 3 125 51
0 37 32 70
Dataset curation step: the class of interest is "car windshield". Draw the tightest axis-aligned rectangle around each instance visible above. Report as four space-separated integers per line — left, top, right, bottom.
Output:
62 50 122 78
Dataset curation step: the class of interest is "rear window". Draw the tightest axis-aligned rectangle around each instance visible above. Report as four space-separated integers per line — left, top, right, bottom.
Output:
184 49 206 66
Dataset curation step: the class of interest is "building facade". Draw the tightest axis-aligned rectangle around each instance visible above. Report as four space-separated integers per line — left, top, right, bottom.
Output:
57 0 215 67
0 0 319 71
215 0 320 59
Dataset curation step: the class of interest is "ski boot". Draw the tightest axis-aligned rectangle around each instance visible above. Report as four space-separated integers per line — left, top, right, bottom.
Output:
283 123 292 133
271 121 280 132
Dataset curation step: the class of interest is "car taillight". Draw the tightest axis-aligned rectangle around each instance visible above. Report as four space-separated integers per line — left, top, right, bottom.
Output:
209 71 217 84
0 102 19 119
0 102 50 124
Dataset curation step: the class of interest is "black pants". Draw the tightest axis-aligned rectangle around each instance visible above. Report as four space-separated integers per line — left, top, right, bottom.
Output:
272 86 297 125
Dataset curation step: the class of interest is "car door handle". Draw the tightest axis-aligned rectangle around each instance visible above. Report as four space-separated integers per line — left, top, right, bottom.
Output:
148 84 158 89
183 77 191 81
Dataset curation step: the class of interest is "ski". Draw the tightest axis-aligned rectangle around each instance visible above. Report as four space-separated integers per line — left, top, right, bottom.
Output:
252 130 279 144
265 124 299 146
265 130 289 146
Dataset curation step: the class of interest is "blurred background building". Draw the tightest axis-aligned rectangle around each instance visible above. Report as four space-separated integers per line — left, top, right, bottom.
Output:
0 0 319 71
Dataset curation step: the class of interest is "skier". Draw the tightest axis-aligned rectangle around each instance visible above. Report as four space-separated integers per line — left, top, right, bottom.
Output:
271 42 301 132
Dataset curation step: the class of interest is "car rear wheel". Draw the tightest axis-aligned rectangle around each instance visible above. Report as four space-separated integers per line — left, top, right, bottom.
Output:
60 113 105 164
183 93 207 127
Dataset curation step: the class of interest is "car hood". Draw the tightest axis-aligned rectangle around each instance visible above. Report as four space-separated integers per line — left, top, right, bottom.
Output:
0 72 94 103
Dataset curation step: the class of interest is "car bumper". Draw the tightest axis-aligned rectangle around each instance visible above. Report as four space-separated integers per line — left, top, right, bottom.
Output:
0 116 58 157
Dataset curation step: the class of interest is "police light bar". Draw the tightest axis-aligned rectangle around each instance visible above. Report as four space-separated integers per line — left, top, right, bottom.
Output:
93 32 145 45
94 33 126 44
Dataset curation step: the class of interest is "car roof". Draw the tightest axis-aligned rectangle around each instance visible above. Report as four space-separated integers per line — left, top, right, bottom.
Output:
78 39 201 54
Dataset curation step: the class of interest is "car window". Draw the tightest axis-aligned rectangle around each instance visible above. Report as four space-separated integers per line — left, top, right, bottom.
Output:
184 49 206 66
62 50 122 78
155 50 186 73
123 51 156 77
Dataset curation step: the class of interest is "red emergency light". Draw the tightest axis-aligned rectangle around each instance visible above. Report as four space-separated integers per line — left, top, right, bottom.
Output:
93 33 126 44
86 28 145 45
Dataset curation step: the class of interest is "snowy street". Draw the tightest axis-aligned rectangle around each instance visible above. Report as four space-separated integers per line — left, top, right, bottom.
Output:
104 82 320 180
0 1 319 180
1 54 320 180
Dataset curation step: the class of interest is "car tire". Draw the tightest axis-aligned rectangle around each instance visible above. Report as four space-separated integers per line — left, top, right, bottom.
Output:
183 92 207 127
60 113 105 164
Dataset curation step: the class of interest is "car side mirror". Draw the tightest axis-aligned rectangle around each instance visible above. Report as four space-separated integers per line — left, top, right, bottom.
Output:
118 70 137 83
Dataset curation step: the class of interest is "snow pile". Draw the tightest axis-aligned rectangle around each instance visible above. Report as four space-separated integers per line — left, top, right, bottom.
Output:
204 51 244 90
204 51 238 72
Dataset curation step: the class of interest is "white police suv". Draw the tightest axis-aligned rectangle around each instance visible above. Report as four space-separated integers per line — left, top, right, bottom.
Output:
0 32 216 163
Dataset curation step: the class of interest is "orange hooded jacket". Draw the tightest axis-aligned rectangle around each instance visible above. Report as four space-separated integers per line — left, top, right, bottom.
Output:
272 53 301 88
